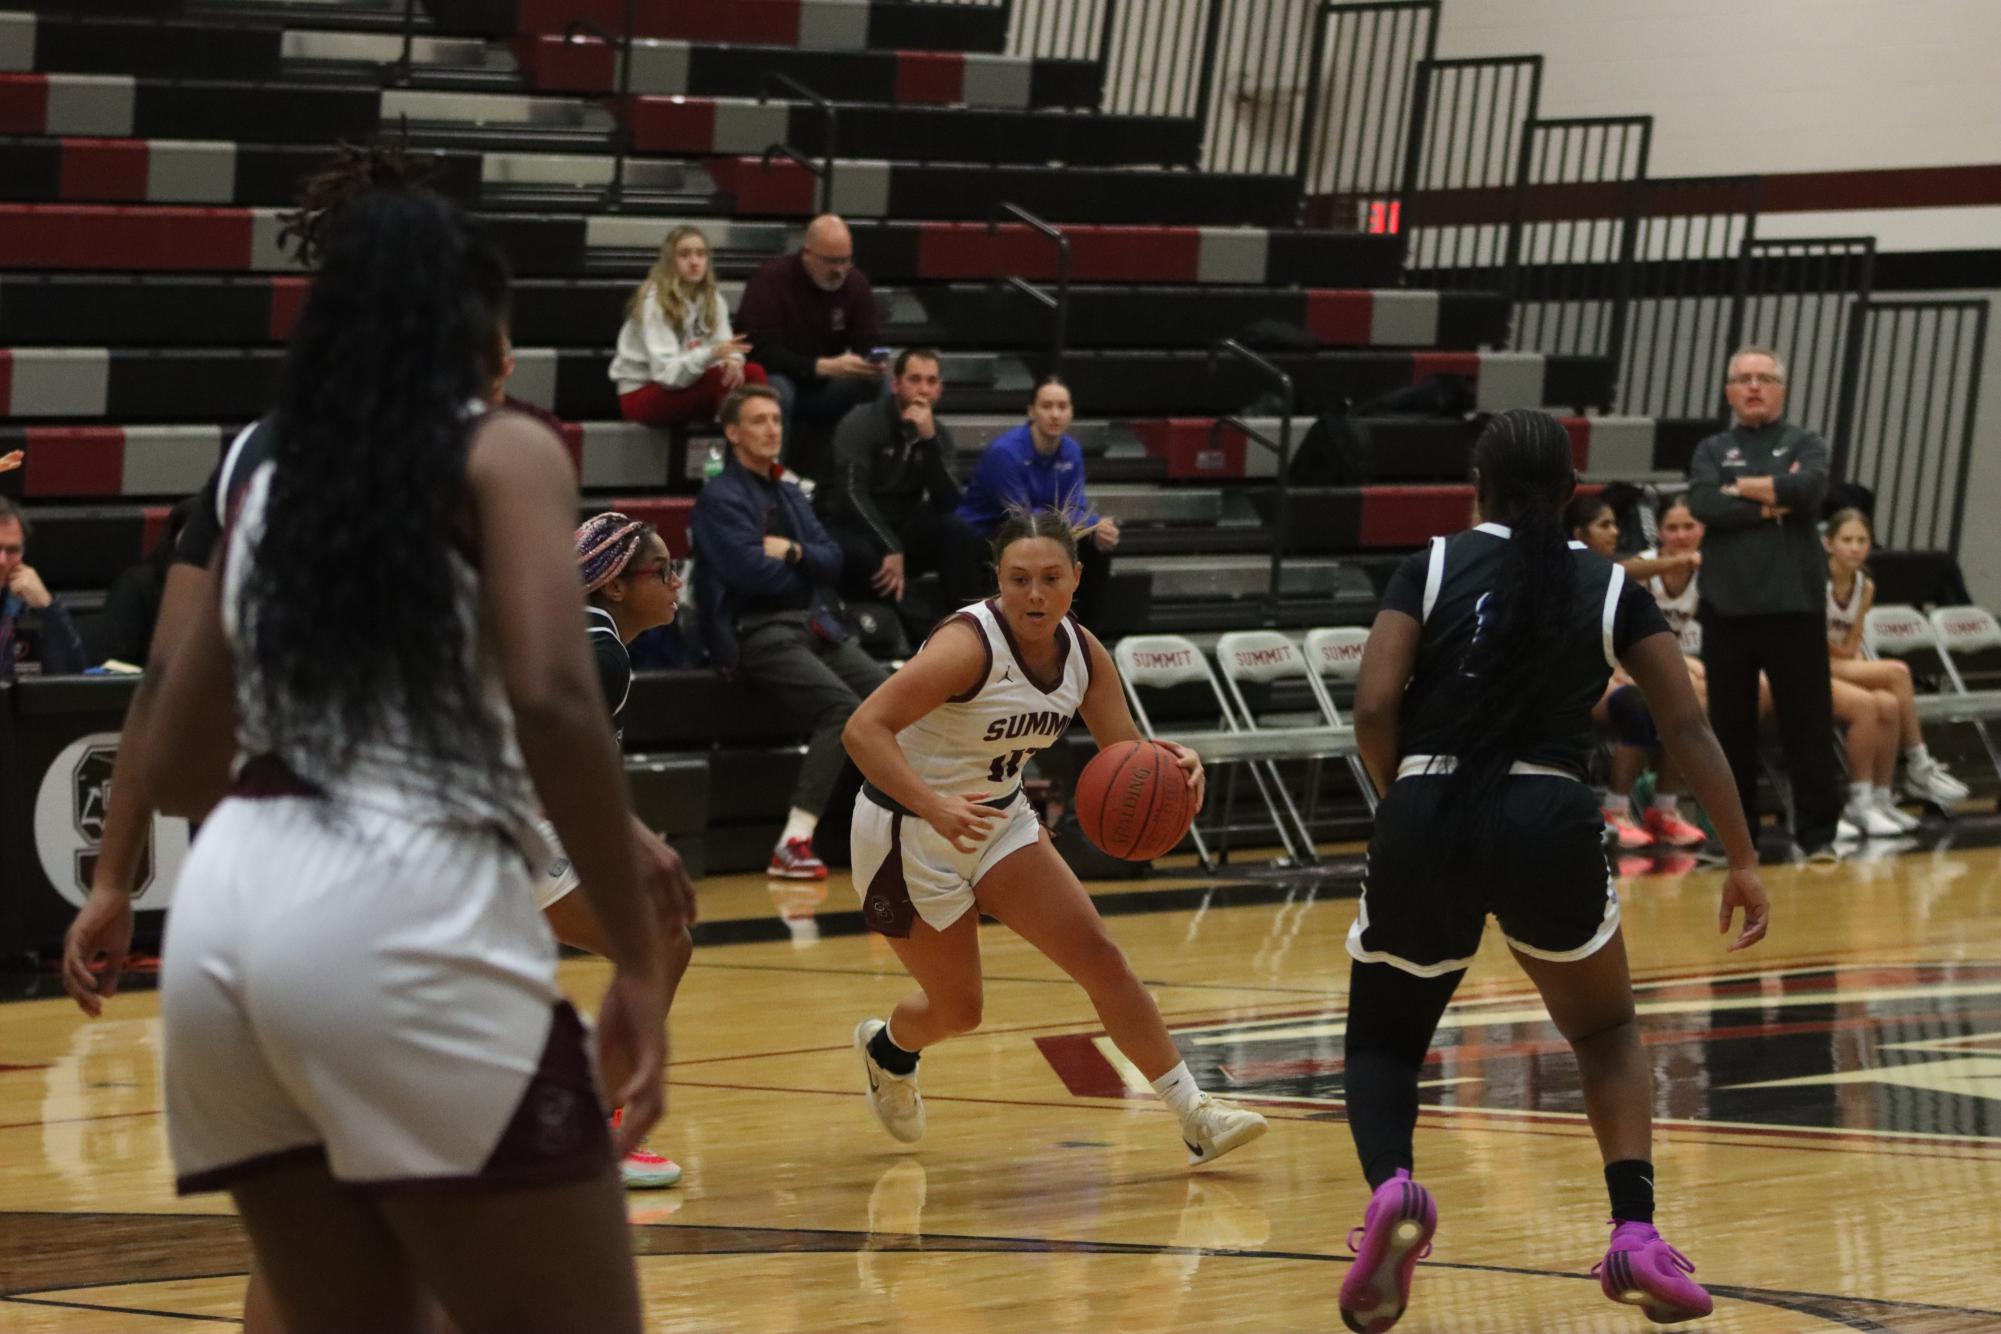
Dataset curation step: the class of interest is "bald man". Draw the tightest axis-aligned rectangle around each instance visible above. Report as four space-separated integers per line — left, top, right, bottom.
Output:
736 213 885 479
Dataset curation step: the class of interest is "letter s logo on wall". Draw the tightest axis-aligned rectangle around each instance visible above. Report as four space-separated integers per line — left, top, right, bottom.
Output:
33 732 190 911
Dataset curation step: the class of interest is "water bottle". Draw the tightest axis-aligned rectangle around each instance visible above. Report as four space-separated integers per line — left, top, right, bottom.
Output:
701 442 724 481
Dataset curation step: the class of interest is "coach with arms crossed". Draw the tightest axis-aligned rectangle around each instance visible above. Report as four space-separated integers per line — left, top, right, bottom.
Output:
1686 345 1842 859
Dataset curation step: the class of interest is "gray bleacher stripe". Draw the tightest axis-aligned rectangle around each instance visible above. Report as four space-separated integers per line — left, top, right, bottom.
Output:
249 210 291 272
1580 416 1658 477
12 349 109 417
961 55 1032 109
579 424 671 488
1472 351 1545 412
0 12 34 73
485 151 615 187
627 40 690 96
46 74 134 137
798 0 870 51
712 101 789 155
1196 228 1266 284
146 141 236 204
829 159 892 220
120 426 227 494
587 215 793 254
507 348 558 408
1368 290 1439 347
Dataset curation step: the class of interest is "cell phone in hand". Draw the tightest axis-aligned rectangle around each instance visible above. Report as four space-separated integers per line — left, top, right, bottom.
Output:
868 347 891 363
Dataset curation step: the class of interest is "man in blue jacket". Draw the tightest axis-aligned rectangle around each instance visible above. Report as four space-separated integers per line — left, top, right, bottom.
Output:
956 376 1120 628
1 498 87 679
693 384 887 880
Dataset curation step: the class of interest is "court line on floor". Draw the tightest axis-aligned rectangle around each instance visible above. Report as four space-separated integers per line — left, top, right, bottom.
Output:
1 1293 237 1325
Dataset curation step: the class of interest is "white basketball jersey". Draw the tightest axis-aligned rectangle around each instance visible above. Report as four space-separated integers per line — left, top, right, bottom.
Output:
1642 548 1703 657
1827 573 1865 649
896 600 1092 800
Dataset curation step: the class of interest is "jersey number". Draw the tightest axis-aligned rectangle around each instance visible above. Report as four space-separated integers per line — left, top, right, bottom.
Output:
988 748 1036 784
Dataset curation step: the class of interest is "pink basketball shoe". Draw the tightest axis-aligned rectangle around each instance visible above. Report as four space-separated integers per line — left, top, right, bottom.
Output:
1593 1221 1713 1323
1337 1170 1436 1333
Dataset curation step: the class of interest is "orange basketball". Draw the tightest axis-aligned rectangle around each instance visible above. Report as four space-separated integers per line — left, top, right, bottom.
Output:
1075 740 1194 862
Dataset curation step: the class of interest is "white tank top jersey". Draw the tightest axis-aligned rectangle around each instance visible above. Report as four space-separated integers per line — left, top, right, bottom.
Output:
1827 572 1866 649
1641 548 1703 657
895 599 1094 800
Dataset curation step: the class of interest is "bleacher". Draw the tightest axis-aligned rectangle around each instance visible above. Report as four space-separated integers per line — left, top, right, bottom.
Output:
1 0 1992 873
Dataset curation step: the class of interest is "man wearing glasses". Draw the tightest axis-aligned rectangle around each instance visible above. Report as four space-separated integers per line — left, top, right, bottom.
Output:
1686 345 1843 860
736 213 886 480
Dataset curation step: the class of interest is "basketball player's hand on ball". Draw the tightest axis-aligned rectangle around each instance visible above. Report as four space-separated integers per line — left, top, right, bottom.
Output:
924 794 1005 853
62 884 135 1018
1717 866 1770 952
1154 740 1207 813
598 964 669 1153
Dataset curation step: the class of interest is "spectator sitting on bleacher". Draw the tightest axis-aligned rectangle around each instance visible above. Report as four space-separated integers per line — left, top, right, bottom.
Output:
736 213 884 478
0 497 87 679
1823 507 1967 829
822 347 989 621
692 384 888 882
956 376 1119 630
82 497 197 668
612 224 766 428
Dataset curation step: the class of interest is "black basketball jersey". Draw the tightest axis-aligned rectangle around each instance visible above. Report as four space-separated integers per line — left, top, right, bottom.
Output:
585 605 632 741
1381 521 1672 776
175 418 276 569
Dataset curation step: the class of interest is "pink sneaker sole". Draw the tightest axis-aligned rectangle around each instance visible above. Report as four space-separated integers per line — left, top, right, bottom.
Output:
1596 1224 1713 1324
1338 1174 1436 1334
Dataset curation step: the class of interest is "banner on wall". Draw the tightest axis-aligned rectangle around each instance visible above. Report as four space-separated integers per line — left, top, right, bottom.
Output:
31 732 190 911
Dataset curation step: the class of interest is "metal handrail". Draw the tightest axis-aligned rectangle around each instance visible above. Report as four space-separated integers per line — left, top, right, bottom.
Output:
554 4 637 209
987 202 1070 373
392 0 419 87
1208 339 1294 620
759 73 837 214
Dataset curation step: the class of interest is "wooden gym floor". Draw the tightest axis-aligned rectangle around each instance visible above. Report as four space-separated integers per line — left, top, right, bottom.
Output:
4 828 2000 1332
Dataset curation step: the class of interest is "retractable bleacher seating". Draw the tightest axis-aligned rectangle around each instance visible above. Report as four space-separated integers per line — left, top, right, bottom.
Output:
2 0 1698 869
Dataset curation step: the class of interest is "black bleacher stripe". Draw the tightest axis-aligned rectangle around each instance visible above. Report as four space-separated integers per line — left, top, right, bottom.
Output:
0 141 61 205
35 16 283 80
128 81 379 143
867 0 1009 55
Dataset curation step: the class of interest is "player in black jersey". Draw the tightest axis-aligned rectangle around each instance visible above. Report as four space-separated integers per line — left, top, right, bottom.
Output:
1335 410 1770 1332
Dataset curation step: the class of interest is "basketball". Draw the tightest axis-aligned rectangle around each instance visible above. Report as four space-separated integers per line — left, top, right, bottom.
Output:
1075 739 1194 861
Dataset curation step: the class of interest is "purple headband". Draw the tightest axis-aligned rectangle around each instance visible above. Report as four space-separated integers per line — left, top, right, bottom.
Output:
575 512 647 594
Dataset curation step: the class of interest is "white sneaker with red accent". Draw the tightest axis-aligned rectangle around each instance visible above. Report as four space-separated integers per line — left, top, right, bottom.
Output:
619 1144 683 1189
770 835 828 880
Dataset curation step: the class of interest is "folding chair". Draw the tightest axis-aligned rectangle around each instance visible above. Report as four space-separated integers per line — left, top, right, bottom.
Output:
1301 627 1379 816
1214 631 1329 862
1927 606 2001 780
1112 634 1309 868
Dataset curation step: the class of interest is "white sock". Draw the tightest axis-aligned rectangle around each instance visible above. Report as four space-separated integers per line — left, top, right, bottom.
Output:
1875 785 1901 806
1150 1062 1203 1119
1850 780 1873 805
1650 793 1680 815
781 806 819 844
1904 743 1932 769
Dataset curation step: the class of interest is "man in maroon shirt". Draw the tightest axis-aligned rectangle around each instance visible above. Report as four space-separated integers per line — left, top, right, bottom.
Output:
736 213 885 479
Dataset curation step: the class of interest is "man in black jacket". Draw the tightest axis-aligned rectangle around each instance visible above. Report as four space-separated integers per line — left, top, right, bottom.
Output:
1686 345 1844 858
822 348 989 618
691 384 887 881
0 497 87 678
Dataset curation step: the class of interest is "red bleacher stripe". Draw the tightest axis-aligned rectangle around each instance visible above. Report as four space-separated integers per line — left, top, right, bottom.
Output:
895 51 964 105
1130 418 1247 480
0 349 11 415
22 427 124 498
1557 416 1591 471
1068 226 1200 282
141 503 172 555
1410 351 1479 383
518 0 620 35
716 155 817 215
268 276 309 341
0 205 254 270
530 34 616 92
0 74 49 135
1358 485 1476 548
604 495 695 554
1305 290 1374 346
59 138 149 203
628 97 717 153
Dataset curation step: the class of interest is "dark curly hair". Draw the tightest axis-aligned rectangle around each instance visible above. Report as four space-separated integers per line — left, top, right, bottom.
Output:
242 173 514 798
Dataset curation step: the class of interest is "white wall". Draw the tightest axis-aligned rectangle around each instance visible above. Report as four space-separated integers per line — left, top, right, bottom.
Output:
1434 0 2001 178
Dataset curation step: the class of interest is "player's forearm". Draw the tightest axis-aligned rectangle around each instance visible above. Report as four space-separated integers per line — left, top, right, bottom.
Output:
842 715 942 814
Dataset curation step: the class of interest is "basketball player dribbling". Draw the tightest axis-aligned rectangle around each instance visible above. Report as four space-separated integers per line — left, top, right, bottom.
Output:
64 177 665 1332
840 507 1268 1165
1336 410 1770 1331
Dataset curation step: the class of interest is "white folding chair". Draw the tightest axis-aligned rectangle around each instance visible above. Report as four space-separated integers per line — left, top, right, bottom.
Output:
1214 631 1326 862
1113 634 1304 867
1929 606 2001 779
1300 628 1380 815
1863 604 1944 674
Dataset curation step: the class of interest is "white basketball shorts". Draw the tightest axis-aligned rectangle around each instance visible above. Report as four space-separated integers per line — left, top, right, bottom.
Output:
849 788 1044 935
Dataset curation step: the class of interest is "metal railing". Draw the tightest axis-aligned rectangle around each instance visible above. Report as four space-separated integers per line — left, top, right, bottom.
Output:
1733 237 1876 442
1397 55 1544 281
988 203 1070 374
560 12 635 209
759 73 837 215
1207 339 1294 619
